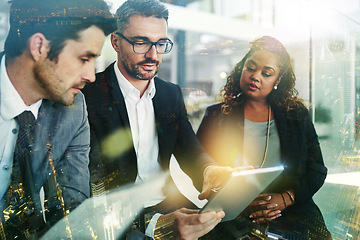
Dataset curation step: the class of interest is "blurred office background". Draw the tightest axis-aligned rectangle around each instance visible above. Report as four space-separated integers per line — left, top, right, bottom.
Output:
1 0 360 239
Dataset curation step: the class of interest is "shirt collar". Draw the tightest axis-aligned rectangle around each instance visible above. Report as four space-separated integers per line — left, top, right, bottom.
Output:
0 54 42 121
114 61 156 100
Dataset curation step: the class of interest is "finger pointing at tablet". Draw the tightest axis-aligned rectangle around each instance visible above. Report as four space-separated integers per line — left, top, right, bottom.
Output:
199 166 234 200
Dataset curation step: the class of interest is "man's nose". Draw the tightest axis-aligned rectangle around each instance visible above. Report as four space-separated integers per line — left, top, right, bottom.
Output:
145 45 158 60
82 62 96 83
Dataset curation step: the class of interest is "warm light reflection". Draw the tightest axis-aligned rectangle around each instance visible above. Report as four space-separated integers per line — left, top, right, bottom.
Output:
101 128 133 158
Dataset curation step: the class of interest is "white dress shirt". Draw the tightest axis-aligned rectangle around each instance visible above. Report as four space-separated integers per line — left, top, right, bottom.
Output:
114 63 166 238
0 55 42 204
114 63 165 203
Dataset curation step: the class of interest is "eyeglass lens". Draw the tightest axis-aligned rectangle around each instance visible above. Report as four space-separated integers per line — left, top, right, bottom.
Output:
133 41 172 54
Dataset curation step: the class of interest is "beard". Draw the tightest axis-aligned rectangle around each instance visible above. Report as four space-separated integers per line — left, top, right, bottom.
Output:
33 59 77 106
122 58 160 81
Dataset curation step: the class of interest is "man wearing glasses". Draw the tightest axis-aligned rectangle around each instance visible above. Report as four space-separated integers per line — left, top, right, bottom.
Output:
83 0 227 239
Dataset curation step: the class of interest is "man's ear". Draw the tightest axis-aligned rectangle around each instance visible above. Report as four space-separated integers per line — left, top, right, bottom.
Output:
110 32 121 52
29 33 49 61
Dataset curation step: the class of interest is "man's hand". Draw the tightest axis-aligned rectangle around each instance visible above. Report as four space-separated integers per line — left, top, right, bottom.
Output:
199 166 254 200
198 166 232 200
154 208 225 240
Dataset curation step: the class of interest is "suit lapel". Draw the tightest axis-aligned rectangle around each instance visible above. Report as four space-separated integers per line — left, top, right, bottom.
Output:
152 77 177 128
152 77 163 126
32 100 62 174
104 64 138 181
152 78 170 168
29 100 62 210
105 64 132 130
36 100 62 142
103 64 135 153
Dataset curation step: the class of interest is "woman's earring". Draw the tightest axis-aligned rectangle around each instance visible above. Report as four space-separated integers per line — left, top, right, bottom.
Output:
274 85 278 90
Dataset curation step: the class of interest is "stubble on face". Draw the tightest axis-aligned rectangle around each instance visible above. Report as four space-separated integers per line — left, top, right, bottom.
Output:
32 26 104 106
33 58 77 106
121 56 161 81
117 16 167 82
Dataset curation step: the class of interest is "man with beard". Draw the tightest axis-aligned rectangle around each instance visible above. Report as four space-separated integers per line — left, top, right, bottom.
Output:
83 0 228 239
0 0 115 238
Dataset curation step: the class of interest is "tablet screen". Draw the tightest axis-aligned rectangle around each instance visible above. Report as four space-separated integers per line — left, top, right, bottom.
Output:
199 165 284 222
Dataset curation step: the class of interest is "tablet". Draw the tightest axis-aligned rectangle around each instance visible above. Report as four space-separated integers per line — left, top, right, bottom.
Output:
199 165 284 222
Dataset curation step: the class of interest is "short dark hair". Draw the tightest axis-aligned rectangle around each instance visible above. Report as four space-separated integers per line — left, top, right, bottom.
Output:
115 0 168 33
4 0 116 63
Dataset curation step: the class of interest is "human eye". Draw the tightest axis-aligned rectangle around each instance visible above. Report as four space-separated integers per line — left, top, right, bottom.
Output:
157 41 167 47
134 41 150 47
263 72 272 77
246 65 255 72
81 57 89 63
156 41 168 51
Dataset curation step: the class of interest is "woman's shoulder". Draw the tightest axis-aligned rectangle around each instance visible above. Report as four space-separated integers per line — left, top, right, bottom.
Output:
205 102 223 111
276 102 310 121
200 103 225 122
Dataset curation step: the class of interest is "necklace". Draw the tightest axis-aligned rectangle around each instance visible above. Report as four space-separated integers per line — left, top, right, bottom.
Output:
259 105 271 168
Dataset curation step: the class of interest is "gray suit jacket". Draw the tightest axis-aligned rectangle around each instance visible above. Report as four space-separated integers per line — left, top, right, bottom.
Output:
0 53 90 228
31 95 91 216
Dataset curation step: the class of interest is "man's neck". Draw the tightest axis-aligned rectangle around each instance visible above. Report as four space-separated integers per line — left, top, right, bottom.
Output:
127 77 150 98
117 63 151 98
6 57 42 106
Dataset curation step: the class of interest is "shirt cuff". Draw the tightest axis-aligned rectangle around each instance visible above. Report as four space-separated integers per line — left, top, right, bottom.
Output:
145 213 162 239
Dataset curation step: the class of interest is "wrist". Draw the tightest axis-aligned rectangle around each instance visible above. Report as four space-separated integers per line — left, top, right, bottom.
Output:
280 193 287 209
203 165 220 178
284 190 295 206
203 165 212 179
287 190 295 203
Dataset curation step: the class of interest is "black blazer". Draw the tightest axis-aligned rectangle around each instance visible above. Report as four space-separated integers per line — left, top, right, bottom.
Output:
197 102 328 204
82 62 214 192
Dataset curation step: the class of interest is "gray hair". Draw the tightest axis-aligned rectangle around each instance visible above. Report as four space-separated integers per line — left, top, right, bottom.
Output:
115 0 169 33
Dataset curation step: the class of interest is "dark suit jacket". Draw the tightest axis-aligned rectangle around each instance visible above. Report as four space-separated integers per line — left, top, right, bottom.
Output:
82 62 214 204
197 102 328 204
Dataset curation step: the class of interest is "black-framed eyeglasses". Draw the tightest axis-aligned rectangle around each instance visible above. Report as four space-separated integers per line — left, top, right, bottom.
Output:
116 32 173 54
